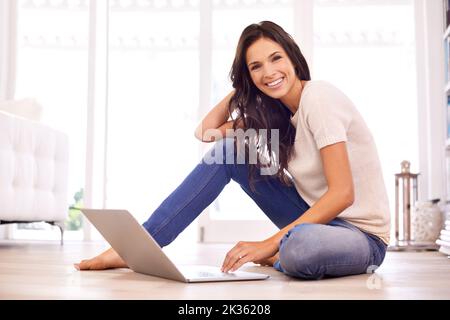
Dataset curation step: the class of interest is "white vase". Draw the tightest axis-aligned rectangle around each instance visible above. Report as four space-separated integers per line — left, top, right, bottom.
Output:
411 201 444 243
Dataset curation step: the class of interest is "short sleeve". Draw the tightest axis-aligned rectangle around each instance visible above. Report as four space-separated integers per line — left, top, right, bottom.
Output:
301 83 352 150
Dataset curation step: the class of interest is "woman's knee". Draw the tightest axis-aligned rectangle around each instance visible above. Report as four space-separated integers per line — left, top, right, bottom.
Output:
278 224 327 280
278 223 372 280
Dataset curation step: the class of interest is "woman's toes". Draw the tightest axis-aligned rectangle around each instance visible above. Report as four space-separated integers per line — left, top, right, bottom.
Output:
77 259 93 270
74 249 126 271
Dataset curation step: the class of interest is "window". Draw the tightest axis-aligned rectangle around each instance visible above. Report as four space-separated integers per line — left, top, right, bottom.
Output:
313 0 418 242
198 0 295 242
13 0 88 240
105 1 201 243
8 0 421 246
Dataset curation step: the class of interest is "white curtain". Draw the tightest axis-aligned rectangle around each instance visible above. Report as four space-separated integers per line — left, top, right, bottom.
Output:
0 0 17 100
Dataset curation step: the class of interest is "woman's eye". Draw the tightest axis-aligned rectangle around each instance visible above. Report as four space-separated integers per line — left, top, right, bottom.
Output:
273 55 282 61
250 65 260 71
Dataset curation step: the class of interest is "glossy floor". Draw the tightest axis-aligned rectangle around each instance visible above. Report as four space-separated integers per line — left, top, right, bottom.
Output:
0 240 449 299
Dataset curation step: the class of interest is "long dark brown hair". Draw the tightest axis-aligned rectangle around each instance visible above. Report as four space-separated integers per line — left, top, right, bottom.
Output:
228 21 311 192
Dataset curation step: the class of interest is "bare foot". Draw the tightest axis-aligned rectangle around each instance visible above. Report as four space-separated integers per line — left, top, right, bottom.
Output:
254 252 279 267
74 247 128 271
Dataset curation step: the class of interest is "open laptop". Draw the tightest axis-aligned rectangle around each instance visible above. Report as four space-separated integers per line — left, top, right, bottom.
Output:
81 209 270 283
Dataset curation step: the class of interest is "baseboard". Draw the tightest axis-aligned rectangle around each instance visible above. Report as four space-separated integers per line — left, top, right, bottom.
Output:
0 224 13 240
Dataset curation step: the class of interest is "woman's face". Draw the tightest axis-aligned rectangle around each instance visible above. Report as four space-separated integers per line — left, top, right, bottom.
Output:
246 37 299 100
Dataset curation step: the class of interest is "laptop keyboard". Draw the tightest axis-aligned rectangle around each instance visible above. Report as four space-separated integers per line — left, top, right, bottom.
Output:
196 271 235 278
179 266 243 279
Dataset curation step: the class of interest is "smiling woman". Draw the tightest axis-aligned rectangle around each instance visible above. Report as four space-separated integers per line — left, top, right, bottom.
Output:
227 22 310 191
76 21 390 281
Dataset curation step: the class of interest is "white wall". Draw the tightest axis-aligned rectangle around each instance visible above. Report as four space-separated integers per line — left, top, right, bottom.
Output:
0 0 17 100
415 0 446 202
0 0 16 240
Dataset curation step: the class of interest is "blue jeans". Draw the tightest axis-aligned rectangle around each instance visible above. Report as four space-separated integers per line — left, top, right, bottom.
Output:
142 138 387 280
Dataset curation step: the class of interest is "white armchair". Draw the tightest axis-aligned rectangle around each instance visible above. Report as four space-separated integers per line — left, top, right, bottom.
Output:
0 101 69 244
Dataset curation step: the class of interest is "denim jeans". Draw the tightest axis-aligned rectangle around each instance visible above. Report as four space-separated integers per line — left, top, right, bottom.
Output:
142 138 387 280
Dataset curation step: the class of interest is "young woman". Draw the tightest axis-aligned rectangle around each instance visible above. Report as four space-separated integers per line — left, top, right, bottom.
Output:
75 21 390 280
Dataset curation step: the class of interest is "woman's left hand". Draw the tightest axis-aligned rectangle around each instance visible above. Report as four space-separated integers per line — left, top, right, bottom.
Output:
221 239 279 273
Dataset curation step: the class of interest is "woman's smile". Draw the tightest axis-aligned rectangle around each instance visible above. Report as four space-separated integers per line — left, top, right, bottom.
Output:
266 77 285 89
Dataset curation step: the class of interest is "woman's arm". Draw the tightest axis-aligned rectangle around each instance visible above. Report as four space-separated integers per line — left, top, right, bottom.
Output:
268 141 354 243
221 141 355 272
194 90 243 143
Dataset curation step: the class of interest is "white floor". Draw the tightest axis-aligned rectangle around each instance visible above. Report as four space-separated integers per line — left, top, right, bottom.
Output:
0 239 449 300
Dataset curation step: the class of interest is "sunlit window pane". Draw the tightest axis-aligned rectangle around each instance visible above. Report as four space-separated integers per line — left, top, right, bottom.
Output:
209 0 294 220
313 0 418 239
14 0 88 240
106 2 200 223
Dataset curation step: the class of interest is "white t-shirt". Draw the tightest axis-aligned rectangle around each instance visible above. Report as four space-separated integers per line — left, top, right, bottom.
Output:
287 80 390 244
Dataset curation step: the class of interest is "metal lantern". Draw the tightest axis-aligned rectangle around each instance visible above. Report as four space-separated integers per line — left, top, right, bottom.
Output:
392 160 419 250
390 161 441 251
